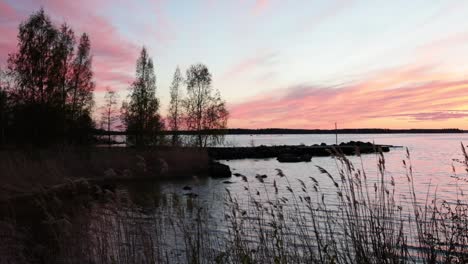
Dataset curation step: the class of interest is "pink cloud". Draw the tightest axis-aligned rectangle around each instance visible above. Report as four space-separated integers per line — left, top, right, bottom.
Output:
147 0 177 44
372 111 468 121
221 51 277 80
253 0 269 14
0 0 18 21
0 0 19 64
228 66 468 129
0 29 16 65
1 0 141 92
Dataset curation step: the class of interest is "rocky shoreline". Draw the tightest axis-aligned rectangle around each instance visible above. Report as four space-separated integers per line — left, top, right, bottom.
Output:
208 141 393 160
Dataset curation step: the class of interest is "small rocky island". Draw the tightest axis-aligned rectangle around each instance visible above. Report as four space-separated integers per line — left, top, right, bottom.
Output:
208 141 394 161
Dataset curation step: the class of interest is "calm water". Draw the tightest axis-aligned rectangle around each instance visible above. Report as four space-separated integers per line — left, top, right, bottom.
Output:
91 133 468 262
155 133 468 206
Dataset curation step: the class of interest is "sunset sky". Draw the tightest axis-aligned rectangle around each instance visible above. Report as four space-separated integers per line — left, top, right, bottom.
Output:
1 0 468 129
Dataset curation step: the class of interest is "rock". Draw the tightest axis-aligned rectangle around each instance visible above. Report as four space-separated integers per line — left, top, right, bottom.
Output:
223 180 233 184
210 161 232 178
104 168 117 178
183 186 192 191
277 153 312 163
233 173 242 177
158 158 169 176
99 183 116 193
122 169 132 178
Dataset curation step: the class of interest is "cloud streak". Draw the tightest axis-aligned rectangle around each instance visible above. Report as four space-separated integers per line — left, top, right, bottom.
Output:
221 51 278 81
229 66 468 129
299 0 355 33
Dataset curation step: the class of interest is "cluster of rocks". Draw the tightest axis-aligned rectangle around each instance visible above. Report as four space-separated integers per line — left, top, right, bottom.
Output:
208 141 391 161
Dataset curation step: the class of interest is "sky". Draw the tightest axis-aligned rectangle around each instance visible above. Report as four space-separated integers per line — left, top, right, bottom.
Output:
1 0 468 129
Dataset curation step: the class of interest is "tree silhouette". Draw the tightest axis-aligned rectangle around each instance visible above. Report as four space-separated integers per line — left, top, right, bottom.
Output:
68 33 95 143
183 63 228 147
4 9 95 145
122 47 163 147
55 24 75 111
168 66 183 146
70 33 94 122
0 68 8 145
100 88 119 145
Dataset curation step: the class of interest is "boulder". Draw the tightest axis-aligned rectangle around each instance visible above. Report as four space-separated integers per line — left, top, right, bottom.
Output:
277 153 312 163
104 168 117 178
210 161 232 178
158 158 169 176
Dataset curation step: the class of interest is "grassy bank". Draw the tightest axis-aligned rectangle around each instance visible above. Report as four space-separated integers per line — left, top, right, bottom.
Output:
1 146 468 263
0 147 211 201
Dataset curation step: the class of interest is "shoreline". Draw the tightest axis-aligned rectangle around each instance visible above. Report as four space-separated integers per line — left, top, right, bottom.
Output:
208 141 393 160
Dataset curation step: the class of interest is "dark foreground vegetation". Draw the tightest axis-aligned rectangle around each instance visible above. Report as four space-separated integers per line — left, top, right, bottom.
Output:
1 146 468 263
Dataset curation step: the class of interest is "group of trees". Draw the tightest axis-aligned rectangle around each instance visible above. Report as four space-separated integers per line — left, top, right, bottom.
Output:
0 9 229 148
0 9 95 145
119 49 229 147
167 64 228 147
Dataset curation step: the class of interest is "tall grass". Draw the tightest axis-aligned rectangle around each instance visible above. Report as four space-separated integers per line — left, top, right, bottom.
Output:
0 147 210 200
2 145 468 263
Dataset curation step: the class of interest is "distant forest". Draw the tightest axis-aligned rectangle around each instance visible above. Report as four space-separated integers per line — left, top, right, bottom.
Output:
95 128 466 135
221 128 467 134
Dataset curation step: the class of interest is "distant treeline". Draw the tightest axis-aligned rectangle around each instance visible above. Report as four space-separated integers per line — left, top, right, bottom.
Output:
94 128 466 136
220 128 466 134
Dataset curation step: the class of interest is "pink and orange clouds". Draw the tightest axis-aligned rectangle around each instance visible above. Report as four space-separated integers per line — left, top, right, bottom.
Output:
2 0 468 130
228 66 468 129
0 0 140 92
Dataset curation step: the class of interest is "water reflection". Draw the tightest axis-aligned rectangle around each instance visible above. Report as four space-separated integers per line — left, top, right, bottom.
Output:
108 134 468 231
86 134 468 263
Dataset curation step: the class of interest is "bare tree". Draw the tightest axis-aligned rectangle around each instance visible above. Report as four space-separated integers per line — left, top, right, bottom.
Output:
183 63 228 147
167 66 183 146
100 88 119 145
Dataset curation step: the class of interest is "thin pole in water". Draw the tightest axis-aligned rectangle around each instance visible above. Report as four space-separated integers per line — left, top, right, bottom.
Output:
335 122 338 145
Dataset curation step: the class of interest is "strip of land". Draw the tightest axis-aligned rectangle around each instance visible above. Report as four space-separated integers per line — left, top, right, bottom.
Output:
208 141 393 160
94 128 466 136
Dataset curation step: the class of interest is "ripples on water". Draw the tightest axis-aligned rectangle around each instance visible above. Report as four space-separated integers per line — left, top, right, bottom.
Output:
92 134 468 262
157 133 468 208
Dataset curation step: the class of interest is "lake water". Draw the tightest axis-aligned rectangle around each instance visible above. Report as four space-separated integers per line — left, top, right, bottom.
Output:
90 133 468 262
155 133 468 206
